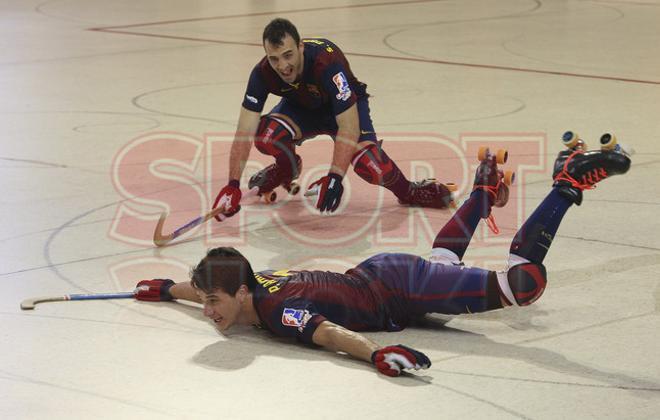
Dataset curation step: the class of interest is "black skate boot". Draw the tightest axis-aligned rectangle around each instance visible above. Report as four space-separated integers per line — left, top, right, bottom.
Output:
552 132 631 205
398 179 454 209
249 154 302 196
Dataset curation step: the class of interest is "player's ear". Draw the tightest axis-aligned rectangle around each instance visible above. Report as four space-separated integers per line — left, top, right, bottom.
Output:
237 284 249 302
298 41 304 53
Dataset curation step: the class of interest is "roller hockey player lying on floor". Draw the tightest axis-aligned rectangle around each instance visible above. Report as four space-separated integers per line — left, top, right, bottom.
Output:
136 141 630 377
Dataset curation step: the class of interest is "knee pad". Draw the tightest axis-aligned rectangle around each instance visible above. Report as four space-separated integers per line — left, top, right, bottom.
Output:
352 143 400 186
429 248 460 266
505 263 547 306
254 116 295 157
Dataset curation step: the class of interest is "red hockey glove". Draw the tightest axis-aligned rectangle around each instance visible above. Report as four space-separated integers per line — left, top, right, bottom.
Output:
212 180 242 221
307 173 344 213
135 279 175 302
371 344 431 377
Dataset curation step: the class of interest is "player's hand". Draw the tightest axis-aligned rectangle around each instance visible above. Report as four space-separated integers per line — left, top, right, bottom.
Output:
213 180 242 221
307 173 344 213
371 344 431 377
135 279 175 302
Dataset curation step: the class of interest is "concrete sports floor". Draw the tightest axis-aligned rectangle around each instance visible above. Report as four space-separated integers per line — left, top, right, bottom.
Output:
2 0 659 418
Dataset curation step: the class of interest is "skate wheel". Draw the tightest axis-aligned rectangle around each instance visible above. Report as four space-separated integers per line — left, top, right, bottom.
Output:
600 133 618 150
496 149 508 164
263 191 277 204
503 170 515 186
445 182 457 192
288 182 300 195
477 146 490 161
562 131 580 148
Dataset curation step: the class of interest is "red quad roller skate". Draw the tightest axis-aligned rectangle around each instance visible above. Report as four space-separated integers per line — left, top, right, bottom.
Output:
398 179 457 209
248 154 303 203
473 146 515 208
472 146 515 234
553 131 631 205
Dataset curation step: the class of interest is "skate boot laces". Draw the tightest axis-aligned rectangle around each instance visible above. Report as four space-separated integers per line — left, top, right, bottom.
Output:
554 150 606 191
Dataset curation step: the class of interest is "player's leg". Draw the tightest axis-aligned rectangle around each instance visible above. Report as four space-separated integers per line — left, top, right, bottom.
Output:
351 141 412 201
428 190 487 264
498 141 632 306
415 258 504 315
356 253 503 318
349 98 453 209
249 100 304 192
430 151 510 263
348 98 412 199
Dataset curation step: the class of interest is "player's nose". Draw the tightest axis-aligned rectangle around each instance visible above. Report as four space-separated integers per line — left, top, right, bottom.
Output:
203 303 214 317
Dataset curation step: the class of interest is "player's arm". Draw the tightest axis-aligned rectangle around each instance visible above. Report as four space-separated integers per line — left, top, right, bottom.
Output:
311 320 432 377
330 103 359 177
312 319 378 362
169 282 202 303
308 62 361 213
211 106 261 219
228 106 261 181
212 64 268 219
307 103 358 213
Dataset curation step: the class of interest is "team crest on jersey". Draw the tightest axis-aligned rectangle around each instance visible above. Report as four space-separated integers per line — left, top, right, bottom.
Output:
282 308 311 330
332 72 352 101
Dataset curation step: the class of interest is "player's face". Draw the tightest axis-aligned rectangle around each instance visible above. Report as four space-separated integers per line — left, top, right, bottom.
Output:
199 288 243 332
264 34 304 84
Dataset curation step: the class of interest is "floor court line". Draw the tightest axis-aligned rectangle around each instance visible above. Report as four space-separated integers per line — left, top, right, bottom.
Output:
87 29 660 86
88 0 448 31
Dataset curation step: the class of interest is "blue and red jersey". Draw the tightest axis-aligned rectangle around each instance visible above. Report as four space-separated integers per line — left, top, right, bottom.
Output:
252 253 494 344
241 38 368 117
251 268 388 345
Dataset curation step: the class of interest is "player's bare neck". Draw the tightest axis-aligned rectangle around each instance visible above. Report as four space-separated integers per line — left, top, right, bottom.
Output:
243 293 260 325
296 46 305 82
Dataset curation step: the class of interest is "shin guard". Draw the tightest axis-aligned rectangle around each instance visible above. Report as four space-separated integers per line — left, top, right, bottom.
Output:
352 143 405 187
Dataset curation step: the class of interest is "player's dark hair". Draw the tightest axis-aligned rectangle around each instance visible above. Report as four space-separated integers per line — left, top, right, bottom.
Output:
262 18 300 46
190 247 257 295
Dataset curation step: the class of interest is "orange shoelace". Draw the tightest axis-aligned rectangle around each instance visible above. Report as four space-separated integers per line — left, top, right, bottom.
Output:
473 181 502 235
486 214 500 234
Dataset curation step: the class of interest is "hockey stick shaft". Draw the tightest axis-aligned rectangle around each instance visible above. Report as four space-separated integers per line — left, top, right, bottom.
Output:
21 292 135 310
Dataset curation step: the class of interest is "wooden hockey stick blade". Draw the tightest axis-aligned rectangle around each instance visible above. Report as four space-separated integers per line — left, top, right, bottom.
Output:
20 292 135 310
152 187 259 247
153 208 223 247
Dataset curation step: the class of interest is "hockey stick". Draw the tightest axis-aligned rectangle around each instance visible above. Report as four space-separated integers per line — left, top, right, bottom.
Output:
20 292 135 310
153 187 270 247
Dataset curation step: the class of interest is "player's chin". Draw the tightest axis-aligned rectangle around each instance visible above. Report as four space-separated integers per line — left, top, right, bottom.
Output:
279 70 294 82
215 319 233 332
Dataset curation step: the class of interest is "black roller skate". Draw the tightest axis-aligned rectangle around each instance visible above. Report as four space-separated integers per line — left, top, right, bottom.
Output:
398 179 456 209
553 131 631 205
248 154 302 202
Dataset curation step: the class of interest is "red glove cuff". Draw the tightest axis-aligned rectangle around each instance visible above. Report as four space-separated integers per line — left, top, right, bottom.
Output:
135 279 175 302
